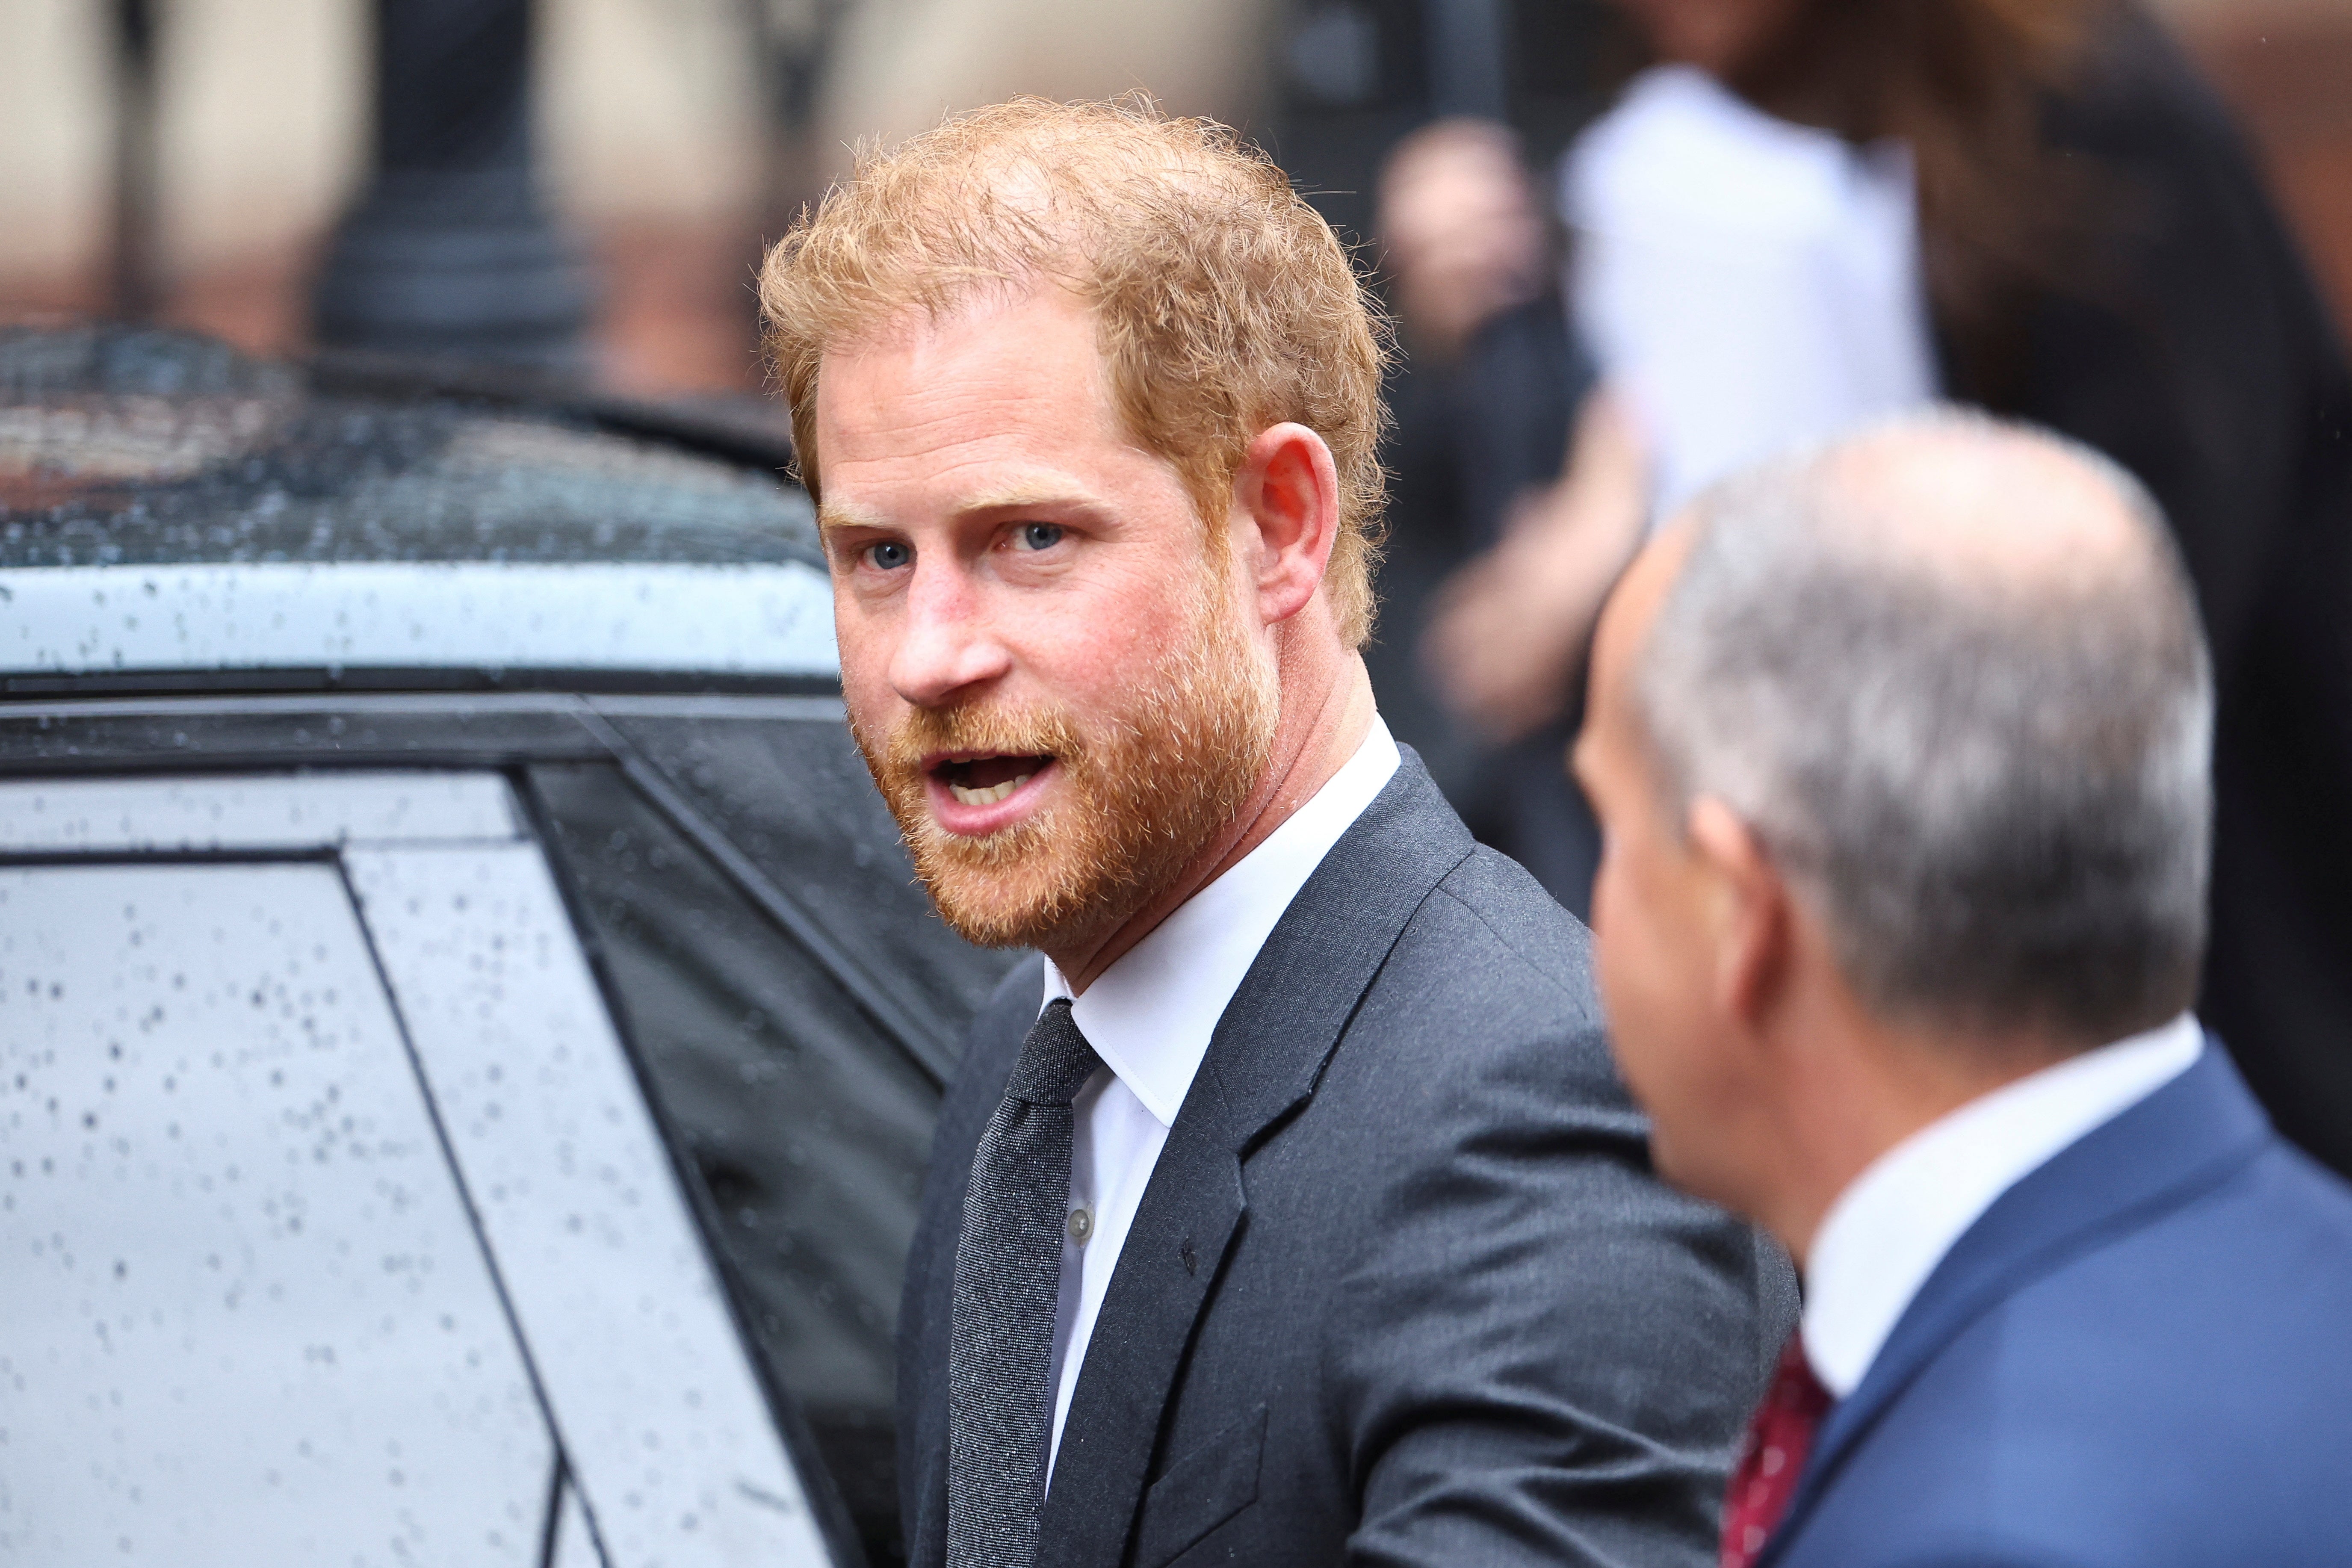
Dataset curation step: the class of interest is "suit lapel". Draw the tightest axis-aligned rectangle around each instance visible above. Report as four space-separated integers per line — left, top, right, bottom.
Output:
1035 752 1476 1568
1761 1043 2274 1565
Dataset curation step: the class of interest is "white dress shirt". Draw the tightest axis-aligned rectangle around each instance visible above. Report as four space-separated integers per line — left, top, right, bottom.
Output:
1562 65 1938 515
1801 1013 2206 1397
1037 716 1402 1477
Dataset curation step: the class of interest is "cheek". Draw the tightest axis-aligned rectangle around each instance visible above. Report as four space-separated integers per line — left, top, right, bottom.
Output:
830 588 899 722
1024 552 1211 708
1589 834 1652 1012
1590 846 1699 1108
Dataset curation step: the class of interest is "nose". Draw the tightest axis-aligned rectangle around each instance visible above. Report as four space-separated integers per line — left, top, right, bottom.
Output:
888 556 1011 707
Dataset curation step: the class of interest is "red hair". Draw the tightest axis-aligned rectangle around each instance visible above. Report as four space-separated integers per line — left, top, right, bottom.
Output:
759 97 1392 646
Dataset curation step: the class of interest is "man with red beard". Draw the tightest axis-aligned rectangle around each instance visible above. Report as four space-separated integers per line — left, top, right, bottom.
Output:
759 98 1790 1568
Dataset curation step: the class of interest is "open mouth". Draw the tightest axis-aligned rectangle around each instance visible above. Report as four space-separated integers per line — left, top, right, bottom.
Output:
931 753 1053 807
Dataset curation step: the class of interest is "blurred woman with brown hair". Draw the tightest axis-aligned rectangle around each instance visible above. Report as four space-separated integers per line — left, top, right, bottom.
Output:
1426 0 2352 1178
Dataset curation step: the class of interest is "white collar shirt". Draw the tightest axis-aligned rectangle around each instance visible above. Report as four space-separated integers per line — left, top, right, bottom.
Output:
1039 717 1401 1478
1801 1012 2206 1397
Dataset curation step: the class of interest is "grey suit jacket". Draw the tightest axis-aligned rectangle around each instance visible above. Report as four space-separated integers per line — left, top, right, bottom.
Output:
898 753 1793 1568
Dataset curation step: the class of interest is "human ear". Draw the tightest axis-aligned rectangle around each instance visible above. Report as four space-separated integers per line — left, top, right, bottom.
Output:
1234 422 1341 626
1686 796 1792 1034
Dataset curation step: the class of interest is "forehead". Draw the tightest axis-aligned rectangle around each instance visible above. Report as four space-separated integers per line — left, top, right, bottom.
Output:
810 286 1164 520
1595 529 1688 694
1579 530 1689 789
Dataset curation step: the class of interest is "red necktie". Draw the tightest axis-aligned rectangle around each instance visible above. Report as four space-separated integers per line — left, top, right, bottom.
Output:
1720 1332 1832 1568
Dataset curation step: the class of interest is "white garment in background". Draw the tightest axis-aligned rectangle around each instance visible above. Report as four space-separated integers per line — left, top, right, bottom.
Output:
1563 65 1940 515
1038 717 1402 1478
1801 1013 2205 1397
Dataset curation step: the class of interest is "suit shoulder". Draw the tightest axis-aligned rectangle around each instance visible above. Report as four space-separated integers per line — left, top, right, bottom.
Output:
2008 1133 2352 1328
1937 1139 2352 1410
1339 846 1619 1104
1408 845 1603 1022
1820 1142 2352 1561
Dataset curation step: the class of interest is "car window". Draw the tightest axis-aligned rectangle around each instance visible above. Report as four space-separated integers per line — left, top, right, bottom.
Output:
0 771 842 1568
588 698 1017 1058
0 695 1013 1566
4 859 565 1565
530 758 984 1561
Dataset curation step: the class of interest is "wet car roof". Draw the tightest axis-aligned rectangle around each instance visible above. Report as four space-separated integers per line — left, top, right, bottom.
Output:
0 327 835 688
0 325 818 568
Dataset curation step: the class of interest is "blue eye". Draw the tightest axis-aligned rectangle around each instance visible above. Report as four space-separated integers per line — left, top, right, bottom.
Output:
866 540 912 571
1016 523 1064 551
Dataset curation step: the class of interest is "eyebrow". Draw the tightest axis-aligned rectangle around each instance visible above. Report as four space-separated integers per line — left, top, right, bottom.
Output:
960 480 1102 514
816 498 890 535
816 479 1105 536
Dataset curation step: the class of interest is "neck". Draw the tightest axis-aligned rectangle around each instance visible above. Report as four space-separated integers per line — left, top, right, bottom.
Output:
1757 1004 2086 1271
1046 649 1376 995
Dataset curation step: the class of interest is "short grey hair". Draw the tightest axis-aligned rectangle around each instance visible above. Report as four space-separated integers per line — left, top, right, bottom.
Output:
1637 408 2213 1043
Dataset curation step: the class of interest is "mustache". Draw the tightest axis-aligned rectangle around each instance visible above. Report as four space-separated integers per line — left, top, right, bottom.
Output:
870 700 1088 780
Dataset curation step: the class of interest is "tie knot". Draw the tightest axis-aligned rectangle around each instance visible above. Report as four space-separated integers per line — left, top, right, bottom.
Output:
1005 998 1103 1106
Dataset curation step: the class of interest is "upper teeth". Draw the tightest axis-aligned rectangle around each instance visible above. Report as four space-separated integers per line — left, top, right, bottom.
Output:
948 774 1031 806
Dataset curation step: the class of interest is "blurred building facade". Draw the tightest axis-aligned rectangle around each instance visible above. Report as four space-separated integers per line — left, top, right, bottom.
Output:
0 0 1265 394
5 0 2343 399
0 0 768 392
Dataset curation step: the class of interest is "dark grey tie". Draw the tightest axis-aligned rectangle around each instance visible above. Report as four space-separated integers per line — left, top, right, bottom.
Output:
947 998 1103 1568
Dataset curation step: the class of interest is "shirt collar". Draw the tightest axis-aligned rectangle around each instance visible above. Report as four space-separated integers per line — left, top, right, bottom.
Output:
1800 1012 2204 1398
1041 716 1402 1128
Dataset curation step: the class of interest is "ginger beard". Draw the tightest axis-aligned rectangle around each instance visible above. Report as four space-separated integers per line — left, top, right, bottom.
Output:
853 550 1279 951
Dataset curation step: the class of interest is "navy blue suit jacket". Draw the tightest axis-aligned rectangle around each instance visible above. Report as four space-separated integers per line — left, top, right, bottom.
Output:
1767 1043 2352 1568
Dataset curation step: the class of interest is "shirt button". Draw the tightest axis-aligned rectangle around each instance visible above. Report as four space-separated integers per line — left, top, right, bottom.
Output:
1067 1207 1094 1245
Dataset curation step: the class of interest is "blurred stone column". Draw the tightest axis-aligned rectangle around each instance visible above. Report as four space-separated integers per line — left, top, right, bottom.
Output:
313 0 592 369
109 0 164 321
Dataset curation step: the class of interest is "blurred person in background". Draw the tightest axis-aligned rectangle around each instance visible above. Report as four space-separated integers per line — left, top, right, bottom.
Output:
1429 0 2352 1179
1372 119 1624 912
1576 410 2352 1568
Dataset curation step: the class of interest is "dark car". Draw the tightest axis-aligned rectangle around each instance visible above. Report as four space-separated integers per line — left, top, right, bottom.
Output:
0 326 1009 1568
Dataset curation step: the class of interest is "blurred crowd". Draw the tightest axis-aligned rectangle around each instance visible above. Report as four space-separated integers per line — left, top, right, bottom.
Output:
1367 0 2352 1183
